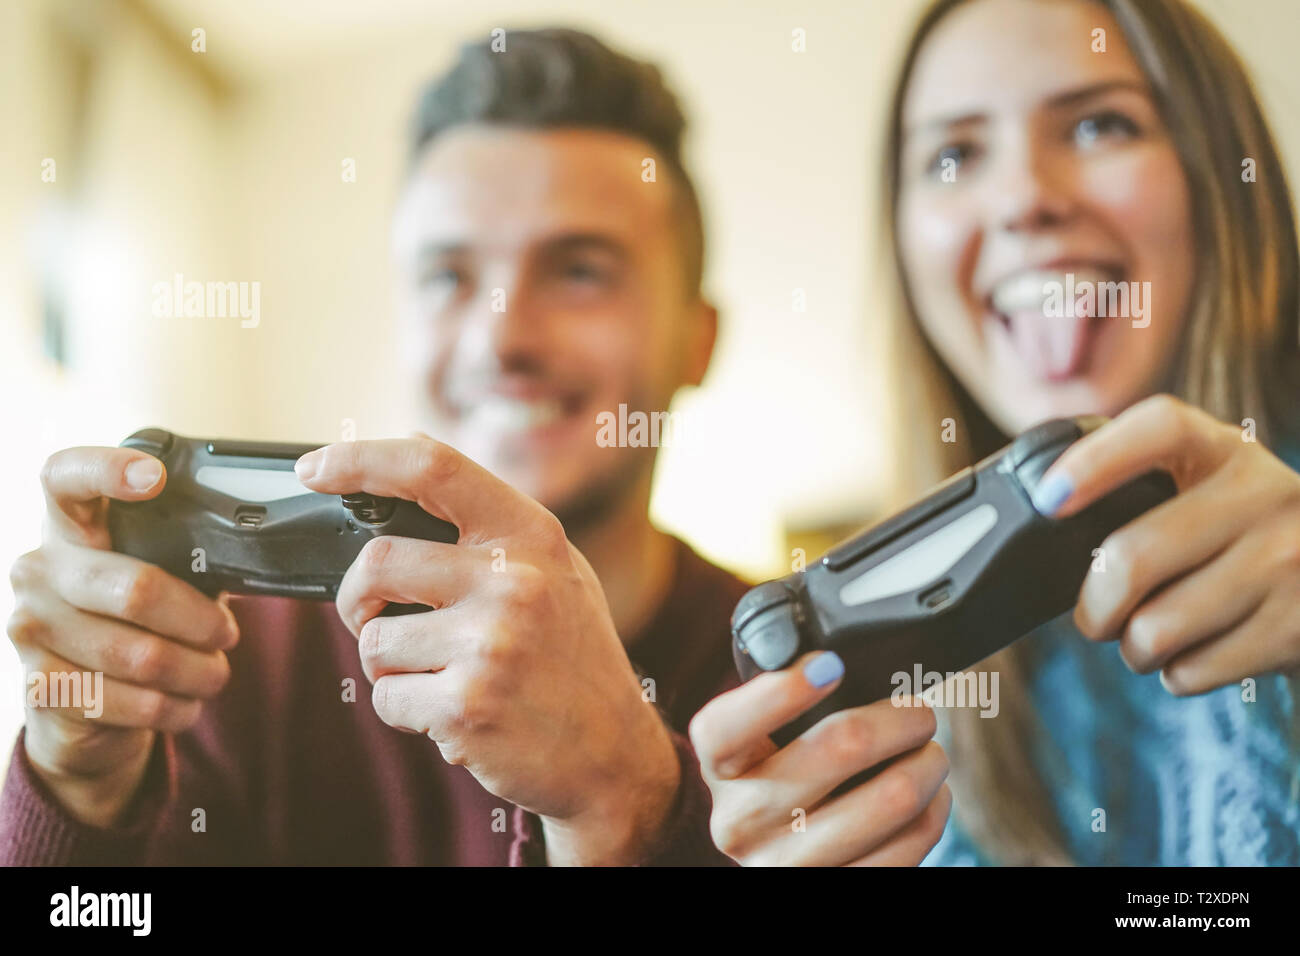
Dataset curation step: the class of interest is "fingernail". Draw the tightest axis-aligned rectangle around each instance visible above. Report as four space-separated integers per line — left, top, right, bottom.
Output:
294 452 320 481
804 651 845 689
1031 471 1074 516
125 458 162 491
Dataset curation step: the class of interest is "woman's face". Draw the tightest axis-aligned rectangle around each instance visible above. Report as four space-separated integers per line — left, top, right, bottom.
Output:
896 0 1195 434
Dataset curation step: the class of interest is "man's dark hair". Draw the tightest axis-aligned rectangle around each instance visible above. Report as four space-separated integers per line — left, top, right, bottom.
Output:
409 28 705 296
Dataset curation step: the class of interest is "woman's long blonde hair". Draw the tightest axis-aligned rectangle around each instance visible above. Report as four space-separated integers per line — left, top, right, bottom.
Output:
881 0 1300 865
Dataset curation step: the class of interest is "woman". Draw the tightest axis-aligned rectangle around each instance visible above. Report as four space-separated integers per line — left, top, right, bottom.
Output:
690 0 1300 865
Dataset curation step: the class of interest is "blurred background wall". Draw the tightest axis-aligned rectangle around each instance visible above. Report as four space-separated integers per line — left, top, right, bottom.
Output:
3 0 1299 755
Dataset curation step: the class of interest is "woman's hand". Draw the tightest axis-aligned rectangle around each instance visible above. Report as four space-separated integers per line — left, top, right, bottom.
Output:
1030 394 1300 693
689 651 951 866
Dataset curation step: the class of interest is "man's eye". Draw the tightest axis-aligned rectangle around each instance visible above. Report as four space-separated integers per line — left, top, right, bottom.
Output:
928 143 977 178
1073 110 1140 148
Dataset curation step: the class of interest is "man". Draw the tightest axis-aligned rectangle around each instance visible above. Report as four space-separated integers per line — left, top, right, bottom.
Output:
1 28 746 865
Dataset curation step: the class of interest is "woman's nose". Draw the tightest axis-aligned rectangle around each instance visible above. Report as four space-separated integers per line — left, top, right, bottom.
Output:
986 133 1076 233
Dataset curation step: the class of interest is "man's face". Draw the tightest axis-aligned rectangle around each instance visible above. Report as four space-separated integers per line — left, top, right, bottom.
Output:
392 125 710 523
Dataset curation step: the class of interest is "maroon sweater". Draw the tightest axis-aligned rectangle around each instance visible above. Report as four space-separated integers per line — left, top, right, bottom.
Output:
1 538 748 865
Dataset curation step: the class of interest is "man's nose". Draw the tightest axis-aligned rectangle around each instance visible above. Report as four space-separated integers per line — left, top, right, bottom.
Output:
467 272 545 361
987 131 1076 233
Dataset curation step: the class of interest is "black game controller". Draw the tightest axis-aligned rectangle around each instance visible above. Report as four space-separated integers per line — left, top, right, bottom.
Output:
107 429 459 600
731 416 1176 746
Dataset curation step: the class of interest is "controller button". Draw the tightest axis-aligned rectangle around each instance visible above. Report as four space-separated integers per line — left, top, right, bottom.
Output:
1007 418 1082 470
731 580 794 633
734 592 802 671
342 493 396 524
235 506 266 529
121 428 174 458
822 467 975 572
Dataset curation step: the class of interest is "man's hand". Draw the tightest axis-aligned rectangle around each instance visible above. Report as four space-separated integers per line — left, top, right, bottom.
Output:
295 436 680 865
7 447 238 828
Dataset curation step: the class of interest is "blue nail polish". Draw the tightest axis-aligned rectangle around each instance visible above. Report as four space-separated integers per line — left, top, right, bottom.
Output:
804 651 845 688
1031 472 1074 516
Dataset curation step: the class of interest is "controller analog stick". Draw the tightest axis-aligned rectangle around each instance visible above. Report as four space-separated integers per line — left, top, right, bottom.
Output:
341 493 396 524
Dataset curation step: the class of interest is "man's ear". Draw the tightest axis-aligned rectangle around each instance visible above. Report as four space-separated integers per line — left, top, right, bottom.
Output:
682 299 719 388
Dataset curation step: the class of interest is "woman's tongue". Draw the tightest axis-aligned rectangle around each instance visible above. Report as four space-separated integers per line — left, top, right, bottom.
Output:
1005 310 1093 381
989 269 1108 381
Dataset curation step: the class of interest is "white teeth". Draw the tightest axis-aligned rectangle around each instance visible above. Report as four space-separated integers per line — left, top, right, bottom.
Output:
990 268 1119 315
468 396 565 432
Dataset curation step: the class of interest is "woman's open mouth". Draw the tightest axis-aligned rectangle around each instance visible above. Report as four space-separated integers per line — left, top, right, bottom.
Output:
983 265 1124 382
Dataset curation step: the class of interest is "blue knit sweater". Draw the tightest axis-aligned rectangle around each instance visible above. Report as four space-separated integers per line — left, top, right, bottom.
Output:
924 449 1300 866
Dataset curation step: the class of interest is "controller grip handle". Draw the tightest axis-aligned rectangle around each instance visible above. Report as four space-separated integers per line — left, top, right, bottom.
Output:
739 647 909 793
732 585 853 748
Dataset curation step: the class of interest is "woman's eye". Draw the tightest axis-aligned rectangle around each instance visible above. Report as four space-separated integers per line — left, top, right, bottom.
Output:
560 260 609 284
1073 110 1140 148
419 266 463 290
927 143 977 178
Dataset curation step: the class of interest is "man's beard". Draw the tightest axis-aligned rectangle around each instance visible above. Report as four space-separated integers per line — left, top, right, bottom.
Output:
548 446 656 540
